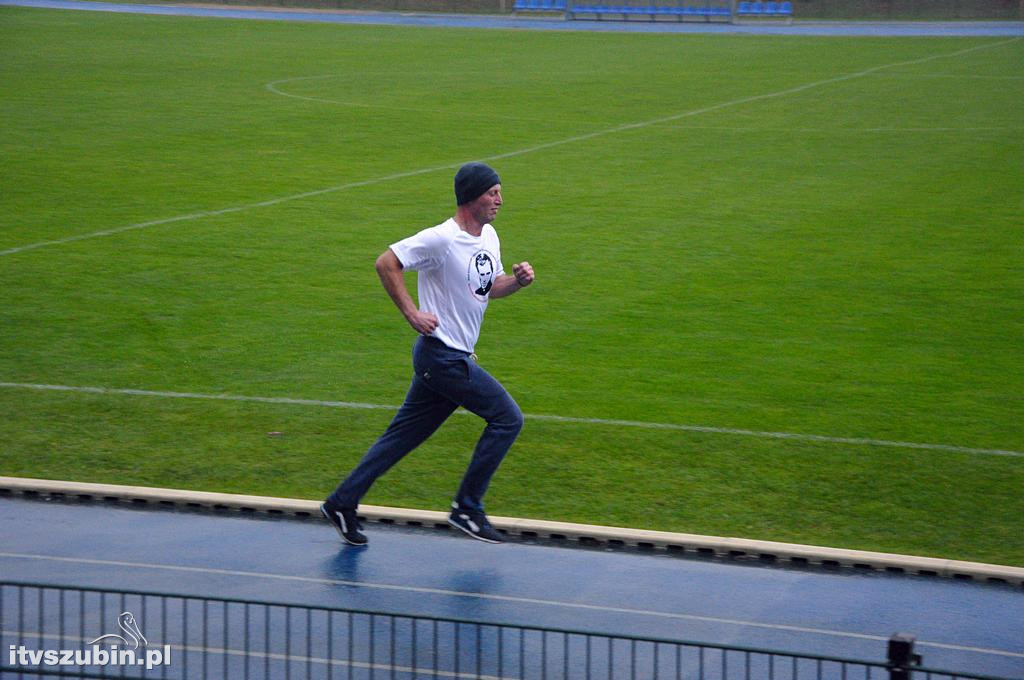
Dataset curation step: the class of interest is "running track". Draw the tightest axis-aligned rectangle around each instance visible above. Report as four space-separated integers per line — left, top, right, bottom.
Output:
1 496 1022 677
1 0 1023 36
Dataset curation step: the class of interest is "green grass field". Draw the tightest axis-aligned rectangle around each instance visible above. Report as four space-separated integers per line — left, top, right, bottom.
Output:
1 7 1022 565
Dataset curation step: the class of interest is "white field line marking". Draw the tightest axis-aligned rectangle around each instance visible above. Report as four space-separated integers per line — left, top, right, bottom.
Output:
266 74 560 123
874 72 1024 80
1 381 1021 458
2 553 1021 660
667 125 1019 134
0 163 463 257
2 37 1018 258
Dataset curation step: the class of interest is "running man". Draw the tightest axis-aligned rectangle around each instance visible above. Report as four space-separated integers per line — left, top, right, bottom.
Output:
322 162 535 545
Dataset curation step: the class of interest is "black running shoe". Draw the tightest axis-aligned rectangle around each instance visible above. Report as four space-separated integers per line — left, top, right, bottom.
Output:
448 504 504 544
321 500 367 546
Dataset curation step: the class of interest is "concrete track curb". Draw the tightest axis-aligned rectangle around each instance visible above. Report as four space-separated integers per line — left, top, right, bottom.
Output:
3 476 1022 586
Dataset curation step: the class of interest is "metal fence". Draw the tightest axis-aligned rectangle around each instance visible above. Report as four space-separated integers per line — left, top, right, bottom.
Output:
0 581 1012 680
787 0 1023 20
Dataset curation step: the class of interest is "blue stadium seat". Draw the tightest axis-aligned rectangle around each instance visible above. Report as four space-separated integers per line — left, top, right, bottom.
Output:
514 0 567 11
565 0 730 20
735 0 792 19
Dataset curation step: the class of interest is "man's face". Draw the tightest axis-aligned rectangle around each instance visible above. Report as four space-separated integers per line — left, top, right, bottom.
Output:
468 184 502 225
476 256 493 285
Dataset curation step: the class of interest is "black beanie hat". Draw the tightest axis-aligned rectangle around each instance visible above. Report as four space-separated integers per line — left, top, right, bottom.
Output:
454 162 500 206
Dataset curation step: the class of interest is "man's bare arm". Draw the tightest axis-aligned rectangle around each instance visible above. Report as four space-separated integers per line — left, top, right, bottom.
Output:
490 261 535 299
375 249 439 335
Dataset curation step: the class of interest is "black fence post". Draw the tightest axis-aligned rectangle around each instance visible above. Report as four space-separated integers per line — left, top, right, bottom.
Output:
888 633 923 680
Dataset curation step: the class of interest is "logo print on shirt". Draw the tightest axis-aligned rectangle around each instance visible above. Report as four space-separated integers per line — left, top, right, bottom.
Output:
468 251 496 301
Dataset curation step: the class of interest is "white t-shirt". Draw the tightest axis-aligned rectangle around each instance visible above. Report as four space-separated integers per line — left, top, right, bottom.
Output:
390 217 504 353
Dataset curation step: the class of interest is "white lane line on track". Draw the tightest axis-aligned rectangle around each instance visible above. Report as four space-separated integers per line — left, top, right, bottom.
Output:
1 381 1021 458
8 631 494 680
1 37 1018 257
2 552 1021 660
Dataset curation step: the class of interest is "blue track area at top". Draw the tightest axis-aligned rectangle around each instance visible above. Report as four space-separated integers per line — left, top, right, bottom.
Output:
2 497 1023 678
2 0 1023 35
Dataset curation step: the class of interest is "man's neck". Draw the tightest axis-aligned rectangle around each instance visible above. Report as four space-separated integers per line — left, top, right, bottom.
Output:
453 211 484 237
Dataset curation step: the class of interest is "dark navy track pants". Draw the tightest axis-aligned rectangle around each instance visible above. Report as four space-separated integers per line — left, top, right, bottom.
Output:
328 336 523 512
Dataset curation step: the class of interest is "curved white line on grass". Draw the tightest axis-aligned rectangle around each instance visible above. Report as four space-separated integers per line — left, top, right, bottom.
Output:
265 74 347 105
1 552 1021 660
1 37 1018 257
266 74 561 122
1 381 1020 458
266 74 463 111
